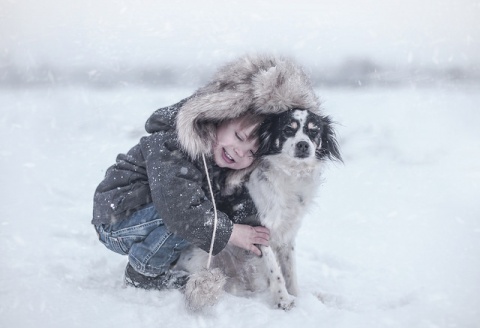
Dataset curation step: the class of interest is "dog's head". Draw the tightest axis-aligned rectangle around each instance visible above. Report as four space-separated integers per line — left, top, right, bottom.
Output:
257 109 342 162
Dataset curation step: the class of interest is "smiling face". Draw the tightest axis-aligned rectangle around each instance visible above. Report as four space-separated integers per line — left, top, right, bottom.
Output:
213 118 260 170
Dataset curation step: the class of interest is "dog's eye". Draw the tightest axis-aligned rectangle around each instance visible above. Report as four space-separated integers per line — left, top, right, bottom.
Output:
306 122 319 137
283 126 296 135
306 128 319 138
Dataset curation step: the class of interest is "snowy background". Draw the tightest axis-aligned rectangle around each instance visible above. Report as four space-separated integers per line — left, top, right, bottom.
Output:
1 1 479 327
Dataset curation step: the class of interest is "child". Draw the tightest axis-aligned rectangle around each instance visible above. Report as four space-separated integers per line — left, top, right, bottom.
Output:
92 54 322 290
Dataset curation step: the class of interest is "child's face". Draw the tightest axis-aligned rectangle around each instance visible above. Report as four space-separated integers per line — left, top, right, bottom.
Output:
213 119 259 170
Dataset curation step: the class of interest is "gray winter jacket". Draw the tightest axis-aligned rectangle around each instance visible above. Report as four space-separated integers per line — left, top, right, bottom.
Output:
92 54 322 255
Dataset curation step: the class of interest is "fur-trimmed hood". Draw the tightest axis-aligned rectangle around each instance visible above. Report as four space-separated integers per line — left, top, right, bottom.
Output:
147 54 322 159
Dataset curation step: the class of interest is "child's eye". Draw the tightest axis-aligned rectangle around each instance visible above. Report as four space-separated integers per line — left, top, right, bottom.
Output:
235 132 244 141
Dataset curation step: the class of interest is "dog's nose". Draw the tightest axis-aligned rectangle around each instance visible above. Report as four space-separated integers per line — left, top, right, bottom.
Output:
295 141 310 157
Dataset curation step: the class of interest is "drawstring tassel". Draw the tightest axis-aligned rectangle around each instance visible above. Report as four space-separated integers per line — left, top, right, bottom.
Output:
202 153 218 269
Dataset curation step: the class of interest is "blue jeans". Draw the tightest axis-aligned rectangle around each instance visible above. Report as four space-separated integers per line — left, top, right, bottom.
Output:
95 203 190 277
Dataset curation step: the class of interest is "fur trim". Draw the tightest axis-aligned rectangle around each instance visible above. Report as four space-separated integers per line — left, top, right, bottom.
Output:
184 268 227 312
176 54 322 159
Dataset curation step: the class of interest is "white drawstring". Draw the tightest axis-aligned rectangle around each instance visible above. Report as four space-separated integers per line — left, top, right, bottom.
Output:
201 154 218 269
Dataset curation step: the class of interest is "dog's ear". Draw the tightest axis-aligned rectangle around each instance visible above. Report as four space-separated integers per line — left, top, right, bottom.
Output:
317 116 342 162
255 114 277 157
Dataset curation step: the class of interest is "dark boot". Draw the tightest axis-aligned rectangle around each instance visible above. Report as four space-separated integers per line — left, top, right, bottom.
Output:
124 263 189 291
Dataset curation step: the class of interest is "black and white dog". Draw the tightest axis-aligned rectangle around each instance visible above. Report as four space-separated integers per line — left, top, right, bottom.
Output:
177 108 341 310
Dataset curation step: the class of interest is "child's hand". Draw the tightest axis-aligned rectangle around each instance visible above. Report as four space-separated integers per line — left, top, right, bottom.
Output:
228 224 270 256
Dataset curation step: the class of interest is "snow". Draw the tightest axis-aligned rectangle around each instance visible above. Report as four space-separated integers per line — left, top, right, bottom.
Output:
2 0 479 78
1 84 479 327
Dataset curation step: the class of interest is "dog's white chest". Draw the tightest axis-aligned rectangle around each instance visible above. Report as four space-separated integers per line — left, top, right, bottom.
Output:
246 158 318 242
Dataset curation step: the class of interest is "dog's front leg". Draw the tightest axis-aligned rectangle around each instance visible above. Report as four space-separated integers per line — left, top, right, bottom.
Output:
277 243 299 297
260 245 295 310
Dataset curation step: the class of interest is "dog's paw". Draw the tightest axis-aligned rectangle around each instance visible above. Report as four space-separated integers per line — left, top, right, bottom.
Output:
275 294 295 311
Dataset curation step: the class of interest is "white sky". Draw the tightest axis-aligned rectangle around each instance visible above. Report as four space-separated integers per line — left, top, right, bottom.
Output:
1 0 479 70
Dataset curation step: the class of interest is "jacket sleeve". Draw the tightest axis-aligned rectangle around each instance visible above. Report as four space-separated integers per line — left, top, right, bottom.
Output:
140 132 233 255
92 144 151 225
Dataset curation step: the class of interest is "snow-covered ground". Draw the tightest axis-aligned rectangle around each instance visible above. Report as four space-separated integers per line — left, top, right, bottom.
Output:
1 83 479 327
